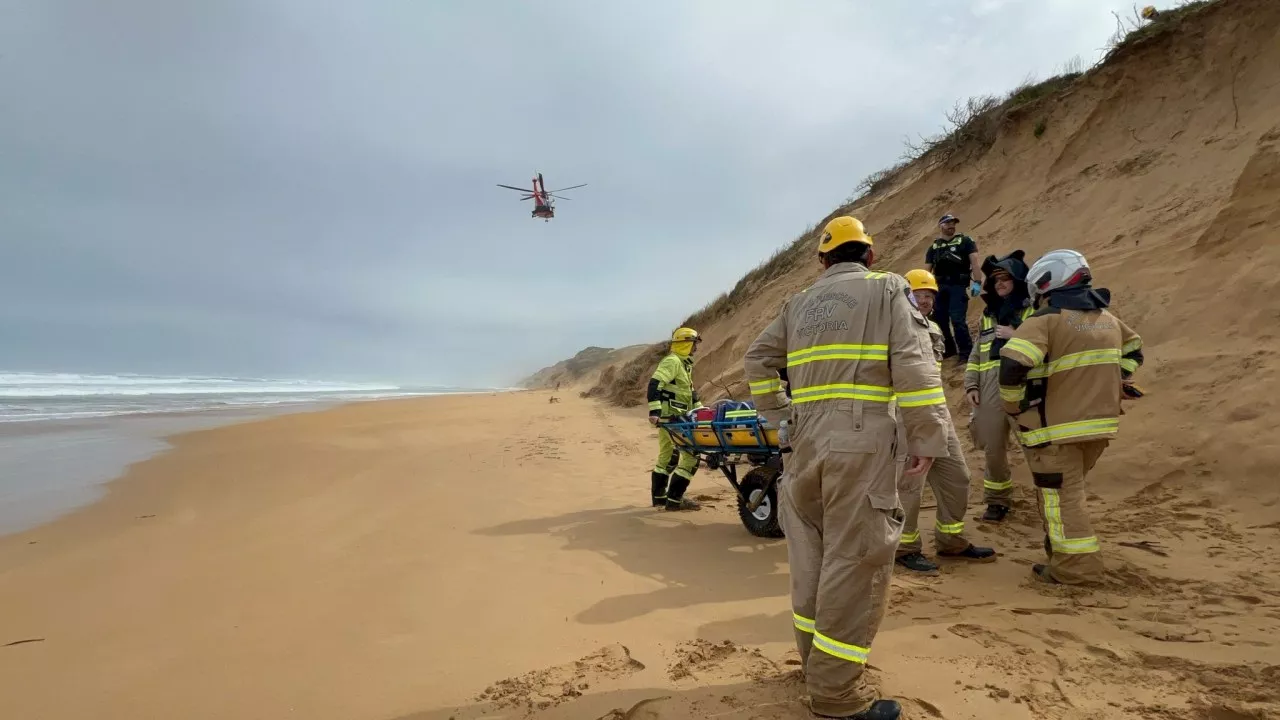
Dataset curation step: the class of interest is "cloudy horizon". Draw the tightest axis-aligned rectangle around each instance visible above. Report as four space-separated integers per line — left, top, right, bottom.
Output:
2 0 1132 387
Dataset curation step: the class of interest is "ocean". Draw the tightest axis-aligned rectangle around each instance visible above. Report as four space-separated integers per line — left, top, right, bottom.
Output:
0 371 478 423
0 371 501 535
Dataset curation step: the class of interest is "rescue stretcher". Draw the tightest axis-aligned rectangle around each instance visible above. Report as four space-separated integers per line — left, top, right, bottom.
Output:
658 400 786 538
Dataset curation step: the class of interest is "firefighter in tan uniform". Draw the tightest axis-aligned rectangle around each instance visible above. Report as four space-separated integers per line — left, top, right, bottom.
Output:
963 251 1034 522
894 269 996 574
744 216 950 720
999 250 1144 585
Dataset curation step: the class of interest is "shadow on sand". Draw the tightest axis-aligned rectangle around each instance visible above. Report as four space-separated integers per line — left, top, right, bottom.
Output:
473 503 789 625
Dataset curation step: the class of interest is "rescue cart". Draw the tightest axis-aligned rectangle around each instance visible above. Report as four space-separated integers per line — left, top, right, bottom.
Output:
659 401 786 538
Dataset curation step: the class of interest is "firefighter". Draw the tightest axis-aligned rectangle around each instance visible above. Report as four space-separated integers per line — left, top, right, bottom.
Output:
999 249 1144 585
963 250 1034 523
744 216 950 720
895 269 997 574
647 327 704 511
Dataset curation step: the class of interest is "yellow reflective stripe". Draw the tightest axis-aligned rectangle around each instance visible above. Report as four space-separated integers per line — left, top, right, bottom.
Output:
1026 348 1121 379
791 383 894 404
900 530 921 544
970 360 999 373
812 632 870 664
984 478 1013 491
648 401 663 410
936 360 943 369
1019 417 1120 446
864 272 887 279
1122 338 1143 354
724 410 757 419
999 385 1025 403
978 341 992 353
1003 338 1044 365
981 316 993 330
895 387 946 408
935 521 964 535
792 613 815 634
1120 358 1139 373
749 378 783 395
1041 488 1100 554
787 344 890 366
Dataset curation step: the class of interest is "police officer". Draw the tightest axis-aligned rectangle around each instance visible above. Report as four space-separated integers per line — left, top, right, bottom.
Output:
924 214 982 364
647 327 704 511
745 216 950 720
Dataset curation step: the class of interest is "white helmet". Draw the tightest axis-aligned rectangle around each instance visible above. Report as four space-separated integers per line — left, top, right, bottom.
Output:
1026 249 1092 299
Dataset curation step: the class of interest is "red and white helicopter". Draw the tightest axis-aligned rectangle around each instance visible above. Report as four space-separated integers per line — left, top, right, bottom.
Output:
497 172 586 221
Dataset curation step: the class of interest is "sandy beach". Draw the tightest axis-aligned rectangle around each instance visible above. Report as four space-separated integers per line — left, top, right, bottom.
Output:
2 390 1279 720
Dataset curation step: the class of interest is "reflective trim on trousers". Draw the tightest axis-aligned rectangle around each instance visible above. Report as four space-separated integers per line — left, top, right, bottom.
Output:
935 521 964 534
984 478 1014 491
1041 488 1100 554
792 613 870 663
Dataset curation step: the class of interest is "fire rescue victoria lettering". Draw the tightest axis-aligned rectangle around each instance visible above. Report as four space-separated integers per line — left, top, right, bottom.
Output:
799 303 851 337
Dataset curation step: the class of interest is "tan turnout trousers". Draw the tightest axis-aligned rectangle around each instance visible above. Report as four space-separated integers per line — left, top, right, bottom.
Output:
970 375 1020 507
1026 439 1109 584
897 420 972 555
779 405 903 717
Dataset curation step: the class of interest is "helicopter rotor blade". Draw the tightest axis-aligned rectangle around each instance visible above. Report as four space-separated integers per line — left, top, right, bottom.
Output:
497 184 534 193
546 183 587 193
548 194 573 200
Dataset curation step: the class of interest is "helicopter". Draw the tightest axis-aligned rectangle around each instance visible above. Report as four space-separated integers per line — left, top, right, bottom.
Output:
496 172 586 221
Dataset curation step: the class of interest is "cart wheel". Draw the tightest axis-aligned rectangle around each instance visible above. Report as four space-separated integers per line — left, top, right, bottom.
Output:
737 466 784 539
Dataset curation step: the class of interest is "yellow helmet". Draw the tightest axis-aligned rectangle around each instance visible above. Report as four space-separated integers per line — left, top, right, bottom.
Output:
671 327 700 343
904 268 939 293
817 216 874 254
670 327 701 357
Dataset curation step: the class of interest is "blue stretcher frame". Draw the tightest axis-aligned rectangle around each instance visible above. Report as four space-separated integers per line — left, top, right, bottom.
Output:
660 417 780 456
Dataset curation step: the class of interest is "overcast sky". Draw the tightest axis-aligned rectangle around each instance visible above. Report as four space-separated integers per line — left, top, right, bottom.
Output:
1 0 1131 387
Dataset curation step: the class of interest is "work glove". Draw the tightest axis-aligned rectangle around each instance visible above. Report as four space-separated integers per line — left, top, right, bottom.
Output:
969 280 982 297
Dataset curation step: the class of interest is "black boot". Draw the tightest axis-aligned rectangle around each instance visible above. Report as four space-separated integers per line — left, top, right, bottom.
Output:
938 544 998 562
981 503 1009 522
1043 534 1053 558
818 699 901 719
664 475 701 511
651 472 669 507
895 552 939 574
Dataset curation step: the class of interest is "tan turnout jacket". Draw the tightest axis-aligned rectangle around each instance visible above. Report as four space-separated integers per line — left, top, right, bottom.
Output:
999 300 1144 446
743 263 950 458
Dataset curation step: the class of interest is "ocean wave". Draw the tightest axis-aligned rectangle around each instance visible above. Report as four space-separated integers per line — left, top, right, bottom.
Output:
0 372 497 423
0 371 404 398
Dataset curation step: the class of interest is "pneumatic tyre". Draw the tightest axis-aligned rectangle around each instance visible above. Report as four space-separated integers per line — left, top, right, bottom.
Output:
737 465 784 538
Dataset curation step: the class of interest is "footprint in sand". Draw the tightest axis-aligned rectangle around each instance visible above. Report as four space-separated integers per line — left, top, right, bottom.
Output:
473 643 645 713
666 639 778 685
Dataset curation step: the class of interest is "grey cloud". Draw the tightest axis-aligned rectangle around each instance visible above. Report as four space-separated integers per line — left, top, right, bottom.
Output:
2 0 1129 386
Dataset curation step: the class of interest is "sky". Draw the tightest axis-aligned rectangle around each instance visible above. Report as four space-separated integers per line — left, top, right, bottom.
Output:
0 0 1136 387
